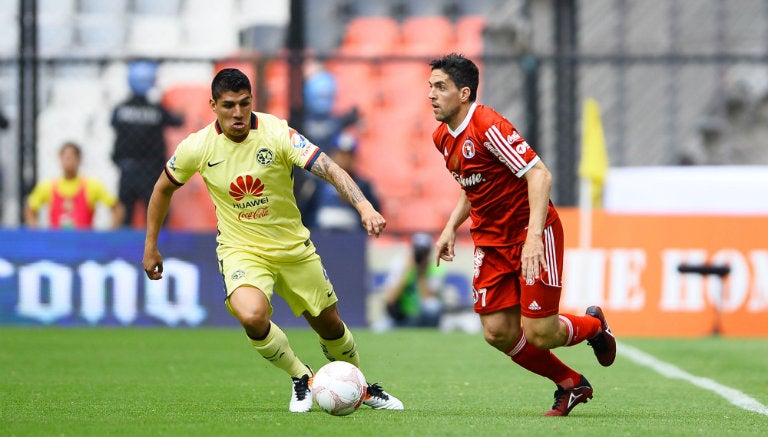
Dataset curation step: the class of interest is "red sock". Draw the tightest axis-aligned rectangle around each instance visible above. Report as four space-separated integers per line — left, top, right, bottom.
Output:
506 333 581 389
559 314 602 346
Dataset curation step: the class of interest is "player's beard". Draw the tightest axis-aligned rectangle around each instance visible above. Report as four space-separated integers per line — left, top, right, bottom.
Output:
434 104 459 125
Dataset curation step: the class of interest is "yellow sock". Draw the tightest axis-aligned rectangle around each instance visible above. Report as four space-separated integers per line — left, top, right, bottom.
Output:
318 323 360 367
248 322 309 378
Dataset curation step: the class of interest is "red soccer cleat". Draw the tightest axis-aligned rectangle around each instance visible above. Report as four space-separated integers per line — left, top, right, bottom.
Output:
543 375 593 417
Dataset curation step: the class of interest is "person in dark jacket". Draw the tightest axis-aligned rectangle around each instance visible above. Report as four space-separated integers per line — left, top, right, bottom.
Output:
111 60 183 226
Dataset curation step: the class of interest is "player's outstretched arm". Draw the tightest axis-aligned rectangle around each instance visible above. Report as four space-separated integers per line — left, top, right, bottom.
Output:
143 173 180 280
309 152 386 237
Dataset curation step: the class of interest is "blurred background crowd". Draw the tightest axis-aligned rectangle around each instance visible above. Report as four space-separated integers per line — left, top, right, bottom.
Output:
1 0 767 233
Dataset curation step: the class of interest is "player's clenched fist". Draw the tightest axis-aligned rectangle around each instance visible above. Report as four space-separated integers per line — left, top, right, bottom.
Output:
143 250 164 280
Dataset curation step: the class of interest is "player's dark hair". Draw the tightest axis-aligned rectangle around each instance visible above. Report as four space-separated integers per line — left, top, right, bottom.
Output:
429 53 479 102
211 68 252 101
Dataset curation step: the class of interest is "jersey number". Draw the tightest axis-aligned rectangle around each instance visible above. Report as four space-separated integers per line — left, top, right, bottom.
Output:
472 287 487 307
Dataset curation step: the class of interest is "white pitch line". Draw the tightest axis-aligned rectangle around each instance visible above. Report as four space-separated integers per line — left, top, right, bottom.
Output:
618 342 768 416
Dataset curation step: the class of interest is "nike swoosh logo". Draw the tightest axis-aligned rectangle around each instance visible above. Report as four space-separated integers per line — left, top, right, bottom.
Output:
207 160 225 167
326 291 333 297
568 393 583 409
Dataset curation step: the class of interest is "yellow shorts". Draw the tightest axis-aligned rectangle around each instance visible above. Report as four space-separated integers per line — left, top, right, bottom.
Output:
218 247 338 318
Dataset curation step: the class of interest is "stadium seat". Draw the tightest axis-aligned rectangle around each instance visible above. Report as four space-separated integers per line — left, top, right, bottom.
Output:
237 0 289 27
155 61 214 91
415 164 461 198
48 78 104 110
180 16 239 58
76 13 127 55
100 61 131 106
133 0 181 15
456 15 486 57
40 0 76 15
79 0 129 14
337 16 401 57
386 196 450 234
37 14 74 57
181 0 238 56
356 128 418 199
368 108 433 143
263 58 289 119
167 174 217 231
36 107 92 179
326 60 379 114
126 16 182 57
0 13 17 56
399 16 456 57
162 84 214 155
183 0 236 18
377 64 432 113
352 0 397 17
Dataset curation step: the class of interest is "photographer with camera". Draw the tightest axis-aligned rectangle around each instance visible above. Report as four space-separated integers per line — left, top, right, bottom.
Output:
381 232 445 328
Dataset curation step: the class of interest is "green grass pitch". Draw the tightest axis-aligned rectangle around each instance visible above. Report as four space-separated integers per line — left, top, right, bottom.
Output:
1 328 767 436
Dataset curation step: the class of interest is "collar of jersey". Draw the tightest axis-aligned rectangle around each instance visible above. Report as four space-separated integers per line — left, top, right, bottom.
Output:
448 102 478 138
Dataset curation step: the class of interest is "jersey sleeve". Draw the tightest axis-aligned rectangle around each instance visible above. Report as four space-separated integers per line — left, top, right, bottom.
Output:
483 120 540 178
85 179 118 207
165 133 202 185
26 180 52 211
283 126 321 170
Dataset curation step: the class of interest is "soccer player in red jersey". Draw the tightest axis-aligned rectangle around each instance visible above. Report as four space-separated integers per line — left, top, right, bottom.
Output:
428 53 616 416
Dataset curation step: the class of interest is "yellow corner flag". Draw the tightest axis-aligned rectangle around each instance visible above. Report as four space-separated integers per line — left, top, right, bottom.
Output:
579 98 609 208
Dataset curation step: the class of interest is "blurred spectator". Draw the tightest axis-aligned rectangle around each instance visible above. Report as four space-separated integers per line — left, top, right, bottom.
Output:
295 65 360 226
24 142 124 230
380 232 446 329
0 106 7 223
302 67 359 152
0 107 8 130
111 60 183 227
310 132 380 232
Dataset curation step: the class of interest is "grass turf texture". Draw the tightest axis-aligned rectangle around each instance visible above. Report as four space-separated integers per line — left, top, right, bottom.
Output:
1 328 767 437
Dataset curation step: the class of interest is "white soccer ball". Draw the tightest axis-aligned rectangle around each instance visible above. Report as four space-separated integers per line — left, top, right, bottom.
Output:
311 361 367 416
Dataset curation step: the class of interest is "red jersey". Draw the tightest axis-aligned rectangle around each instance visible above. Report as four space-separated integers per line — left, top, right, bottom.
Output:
49 178 93 229
432 103 559 246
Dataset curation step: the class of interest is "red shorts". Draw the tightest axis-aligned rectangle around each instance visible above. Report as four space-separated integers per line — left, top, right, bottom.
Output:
471 218 564 318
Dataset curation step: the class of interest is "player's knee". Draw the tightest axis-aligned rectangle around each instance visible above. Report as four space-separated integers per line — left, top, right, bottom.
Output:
238 308 271 335
483 326 516 352
523 329 558 350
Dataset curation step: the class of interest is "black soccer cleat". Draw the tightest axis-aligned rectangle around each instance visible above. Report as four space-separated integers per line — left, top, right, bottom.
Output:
586 306 616 367
544 375 594 416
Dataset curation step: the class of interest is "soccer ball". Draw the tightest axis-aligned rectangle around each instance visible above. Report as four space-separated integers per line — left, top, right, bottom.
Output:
311 361 367 416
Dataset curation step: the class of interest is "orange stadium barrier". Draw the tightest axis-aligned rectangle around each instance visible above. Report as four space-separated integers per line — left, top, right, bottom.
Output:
369 209 768 338
557 208 768 337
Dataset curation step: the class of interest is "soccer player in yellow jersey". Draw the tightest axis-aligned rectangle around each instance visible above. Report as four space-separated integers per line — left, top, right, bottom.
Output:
25 142 124 229
142 68 403 413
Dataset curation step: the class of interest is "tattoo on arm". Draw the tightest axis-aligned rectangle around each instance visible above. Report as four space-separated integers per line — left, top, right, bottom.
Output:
311 154 366 205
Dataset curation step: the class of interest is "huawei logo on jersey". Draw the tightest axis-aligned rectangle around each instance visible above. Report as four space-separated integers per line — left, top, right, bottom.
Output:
229 174 264 202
